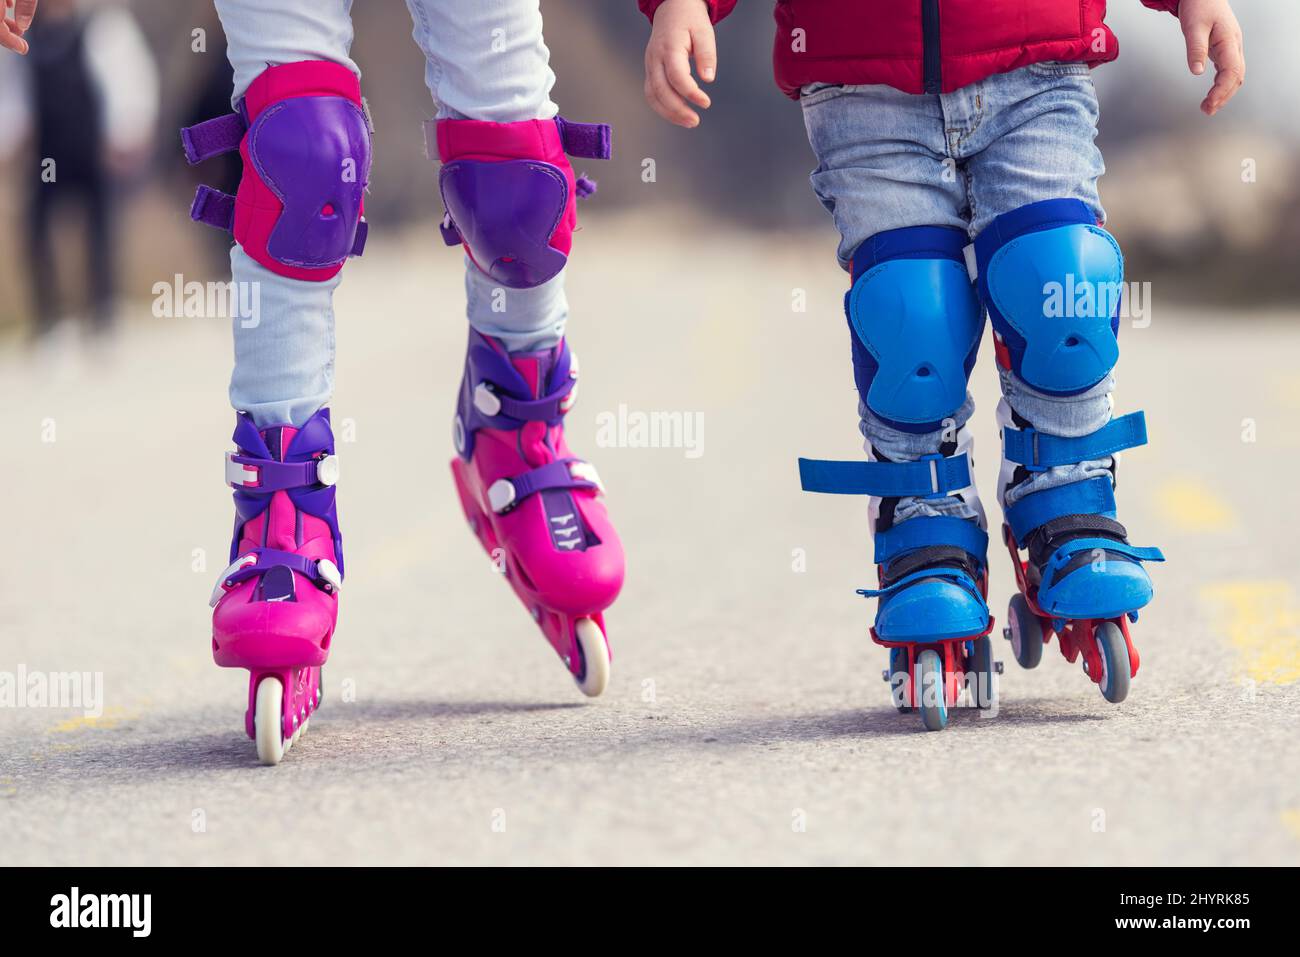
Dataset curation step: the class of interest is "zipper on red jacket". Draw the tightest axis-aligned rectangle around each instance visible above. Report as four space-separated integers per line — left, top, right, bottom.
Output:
922 0 941 93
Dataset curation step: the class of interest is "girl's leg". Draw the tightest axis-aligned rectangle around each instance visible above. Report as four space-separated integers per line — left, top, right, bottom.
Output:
215 0 359 428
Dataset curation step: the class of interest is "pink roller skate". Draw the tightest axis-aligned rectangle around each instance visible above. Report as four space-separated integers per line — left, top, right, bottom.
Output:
210 409 343 763
450 331 623 695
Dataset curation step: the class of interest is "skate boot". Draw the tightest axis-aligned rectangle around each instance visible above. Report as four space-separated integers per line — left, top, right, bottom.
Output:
451 330 623 695
210 409 343 763
975 199 1164 703
798 225 999 731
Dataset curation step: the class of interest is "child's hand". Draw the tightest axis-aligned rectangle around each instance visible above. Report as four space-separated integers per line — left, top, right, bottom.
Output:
1178 0 1244 116
644 0 716 128
1 0 37 55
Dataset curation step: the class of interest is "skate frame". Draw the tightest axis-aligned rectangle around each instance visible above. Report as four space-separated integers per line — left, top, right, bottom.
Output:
1001 523 1140 684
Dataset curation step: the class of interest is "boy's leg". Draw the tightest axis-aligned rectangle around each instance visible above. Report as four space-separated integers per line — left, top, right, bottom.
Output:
406 0 622 692
798 84 990 643
961 64 1162 620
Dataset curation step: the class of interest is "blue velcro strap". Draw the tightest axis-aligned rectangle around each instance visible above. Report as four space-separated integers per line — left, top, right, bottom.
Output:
1004 411 1148 470
1006 476 1117 542
874 516 989 565
857 566 981 600
798 453 970 499
1045 537 1166 573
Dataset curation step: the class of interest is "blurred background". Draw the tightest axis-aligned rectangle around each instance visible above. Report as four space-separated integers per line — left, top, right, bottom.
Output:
3 2 1299 865
1 0 1298 342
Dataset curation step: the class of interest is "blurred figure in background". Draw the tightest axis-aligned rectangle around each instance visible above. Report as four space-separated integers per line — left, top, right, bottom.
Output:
0 0 158 346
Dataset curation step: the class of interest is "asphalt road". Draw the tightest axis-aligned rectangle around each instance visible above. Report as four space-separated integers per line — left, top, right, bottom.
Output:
2 221 1298 865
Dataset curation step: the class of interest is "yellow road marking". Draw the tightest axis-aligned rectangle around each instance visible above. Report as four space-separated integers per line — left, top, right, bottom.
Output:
1201 581 1300 685
1155 479 1235 532
48 707 136 733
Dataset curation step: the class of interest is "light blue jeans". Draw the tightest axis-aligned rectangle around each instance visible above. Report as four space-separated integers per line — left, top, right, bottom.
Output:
801 62 1119 531
215 0 569 427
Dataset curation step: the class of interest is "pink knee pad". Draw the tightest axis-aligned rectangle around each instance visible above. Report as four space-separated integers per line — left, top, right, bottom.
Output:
182 61 373 282
432 116 611 289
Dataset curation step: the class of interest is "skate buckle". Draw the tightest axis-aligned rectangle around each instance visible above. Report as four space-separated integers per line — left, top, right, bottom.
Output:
209 553 258 607
919 453 946 498
488 478 518 513
316 558 343 593
473 383 502 416
224 451 260 487
559 353 580 413
1017 428 1049 473
314 454 340 487
569 460 604 493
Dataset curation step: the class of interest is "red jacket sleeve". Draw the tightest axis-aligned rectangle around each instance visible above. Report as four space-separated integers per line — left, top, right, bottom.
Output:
1140 0 1181 14
639 0 738 25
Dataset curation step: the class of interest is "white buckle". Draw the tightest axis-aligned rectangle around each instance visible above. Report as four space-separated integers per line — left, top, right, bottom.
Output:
487 479 517 514
314 454 340 487
473 383 502 416
560 352 579 413
224 451 258 488
209 553 257 607
316 558 342 592
569 460 604 493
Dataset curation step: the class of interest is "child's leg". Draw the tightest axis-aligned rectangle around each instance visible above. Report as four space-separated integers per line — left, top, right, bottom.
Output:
404 0 567 351
962 64 1162 620
214 0 362 429
405 0 622 693
798 83 990 643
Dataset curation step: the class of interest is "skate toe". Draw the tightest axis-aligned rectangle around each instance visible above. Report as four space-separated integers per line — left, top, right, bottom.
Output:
875 578 989 643
1039 557 1153 620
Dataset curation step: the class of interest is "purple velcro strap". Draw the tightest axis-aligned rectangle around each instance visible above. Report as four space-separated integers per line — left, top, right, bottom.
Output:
224 548 323 588
507 459 596 505
440 216 463 247
190 185 235 232
352 219 369 256
555 117 612 160
180 112 247 165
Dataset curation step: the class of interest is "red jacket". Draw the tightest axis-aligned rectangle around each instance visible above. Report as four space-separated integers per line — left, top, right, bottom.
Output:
639 1 1181 98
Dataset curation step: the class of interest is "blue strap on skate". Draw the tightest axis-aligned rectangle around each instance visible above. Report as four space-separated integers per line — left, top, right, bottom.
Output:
1043 537 1165 572
798 452 971 499
1005 477 1117 542
857 566 985 601
1003 411 1148 471
874 516 989 565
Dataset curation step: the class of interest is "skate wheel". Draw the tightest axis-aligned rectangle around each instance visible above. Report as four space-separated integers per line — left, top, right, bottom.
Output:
1007 593 1044 670
254 676 286 766
970 635 998 710
573 618 610 698
887 647 912 713
915 649 948 732
1094 620 1130 704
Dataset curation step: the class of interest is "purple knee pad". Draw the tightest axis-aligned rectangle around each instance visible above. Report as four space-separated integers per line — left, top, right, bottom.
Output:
432 117 611 289
182 61 373 282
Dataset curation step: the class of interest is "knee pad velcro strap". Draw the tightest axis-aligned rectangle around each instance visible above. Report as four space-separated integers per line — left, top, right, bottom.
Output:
846 226 983 431
975 199 1122 395
182 61 373 282
432 117 612 289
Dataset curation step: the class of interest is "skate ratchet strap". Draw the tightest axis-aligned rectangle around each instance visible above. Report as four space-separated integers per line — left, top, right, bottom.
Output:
1005 476 1117 543
1003 412 1148 472
487 458 601 514
226 451 339 492
857 567 983 601
1043 537 1166 574
472 378 575 424
874 516 989 566
798 452 971 499
180 112 247 165
209 549 342 606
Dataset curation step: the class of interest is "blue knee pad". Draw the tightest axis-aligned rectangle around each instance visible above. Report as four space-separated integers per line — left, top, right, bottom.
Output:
846 226 984 433
974 199 1123 395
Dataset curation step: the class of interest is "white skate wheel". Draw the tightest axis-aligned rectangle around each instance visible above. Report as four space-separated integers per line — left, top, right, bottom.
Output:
254 676 286 765
573 618 610 698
